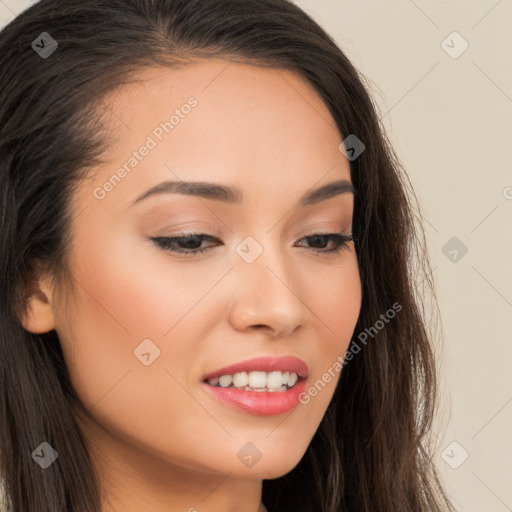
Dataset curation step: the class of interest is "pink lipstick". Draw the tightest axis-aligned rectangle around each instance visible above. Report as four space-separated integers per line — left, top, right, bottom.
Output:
201 356 309 416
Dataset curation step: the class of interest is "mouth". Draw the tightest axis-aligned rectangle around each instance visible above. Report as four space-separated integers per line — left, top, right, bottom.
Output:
200 356 309 415
202 370 305 393
201 355 309 392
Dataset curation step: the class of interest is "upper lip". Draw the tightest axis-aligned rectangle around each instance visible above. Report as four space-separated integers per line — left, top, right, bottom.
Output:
202 356 309 381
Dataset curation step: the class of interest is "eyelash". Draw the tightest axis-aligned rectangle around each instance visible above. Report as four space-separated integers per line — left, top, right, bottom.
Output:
151 232 355 258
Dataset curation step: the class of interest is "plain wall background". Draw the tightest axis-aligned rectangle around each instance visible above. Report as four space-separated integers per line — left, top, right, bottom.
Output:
1 1 511 511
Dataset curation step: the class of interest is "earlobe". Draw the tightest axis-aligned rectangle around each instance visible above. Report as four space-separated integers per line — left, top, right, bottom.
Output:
19 275 57 334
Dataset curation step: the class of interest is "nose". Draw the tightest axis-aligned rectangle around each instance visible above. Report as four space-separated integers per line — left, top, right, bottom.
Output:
227 239 309 338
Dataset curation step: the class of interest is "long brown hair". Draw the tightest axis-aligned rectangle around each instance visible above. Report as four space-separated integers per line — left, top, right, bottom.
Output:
0 1 455 510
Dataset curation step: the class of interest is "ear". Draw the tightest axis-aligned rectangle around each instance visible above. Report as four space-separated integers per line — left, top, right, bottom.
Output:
19 272 57 334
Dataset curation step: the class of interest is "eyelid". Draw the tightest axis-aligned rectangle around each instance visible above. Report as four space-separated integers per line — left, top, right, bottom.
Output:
297 222 346 237
156 227 349 241
155 223 223 238
154 219 350 238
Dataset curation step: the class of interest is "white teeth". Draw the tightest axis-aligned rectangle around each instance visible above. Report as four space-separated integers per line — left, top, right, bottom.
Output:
207 370 300 390
266 371 283 388
218 375 232 388
232 372 248 387
248 371 267 388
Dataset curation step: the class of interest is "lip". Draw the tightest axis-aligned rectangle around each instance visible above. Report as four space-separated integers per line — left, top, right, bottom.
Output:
201 378 308 416
202 355 309 381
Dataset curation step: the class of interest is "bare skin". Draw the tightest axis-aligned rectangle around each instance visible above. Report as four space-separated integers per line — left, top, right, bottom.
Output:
21 60 362 512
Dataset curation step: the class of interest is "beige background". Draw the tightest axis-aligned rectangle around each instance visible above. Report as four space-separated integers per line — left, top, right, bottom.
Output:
1 1 511 511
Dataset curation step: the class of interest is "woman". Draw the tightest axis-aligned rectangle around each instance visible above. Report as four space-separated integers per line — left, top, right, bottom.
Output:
0 0 455 511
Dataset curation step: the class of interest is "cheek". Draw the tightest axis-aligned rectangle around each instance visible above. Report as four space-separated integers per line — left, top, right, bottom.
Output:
62 220 229 343
298 254 361 399
56 233 233 444
55 245 230 470
306 253 362 346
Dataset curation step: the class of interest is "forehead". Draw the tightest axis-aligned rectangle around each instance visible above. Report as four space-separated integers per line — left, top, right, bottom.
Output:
82 60 350 213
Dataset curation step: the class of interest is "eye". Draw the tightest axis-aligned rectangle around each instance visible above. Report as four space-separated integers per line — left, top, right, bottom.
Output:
294 232 354 255
151 234 221 257
150 232 355 257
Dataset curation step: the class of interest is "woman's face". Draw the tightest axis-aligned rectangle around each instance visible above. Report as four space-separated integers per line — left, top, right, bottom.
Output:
50 60 361 491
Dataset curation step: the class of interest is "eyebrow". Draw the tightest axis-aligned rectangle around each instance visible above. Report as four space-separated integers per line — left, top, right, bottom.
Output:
129 178 355 208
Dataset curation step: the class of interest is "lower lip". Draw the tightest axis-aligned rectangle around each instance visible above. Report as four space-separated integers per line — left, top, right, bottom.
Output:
201 379 307 416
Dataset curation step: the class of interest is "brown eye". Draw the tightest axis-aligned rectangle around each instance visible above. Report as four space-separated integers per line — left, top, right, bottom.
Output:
151 234 221 257
295 232 354 255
